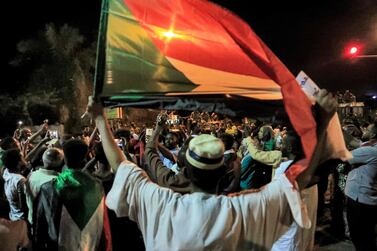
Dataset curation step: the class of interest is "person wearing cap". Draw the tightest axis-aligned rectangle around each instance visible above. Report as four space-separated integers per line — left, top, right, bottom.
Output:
86 89 337 250
145 113 238 195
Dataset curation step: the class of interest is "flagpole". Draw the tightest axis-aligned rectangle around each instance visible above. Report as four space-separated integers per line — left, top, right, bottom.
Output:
93 0 109 100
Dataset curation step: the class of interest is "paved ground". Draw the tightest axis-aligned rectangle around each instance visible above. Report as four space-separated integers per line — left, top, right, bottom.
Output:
315 224 355 251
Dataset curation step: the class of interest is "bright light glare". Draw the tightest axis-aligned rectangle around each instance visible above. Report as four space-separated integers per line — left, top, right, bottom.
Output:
162 31 178 39
372 95 377 99
350 47 358 54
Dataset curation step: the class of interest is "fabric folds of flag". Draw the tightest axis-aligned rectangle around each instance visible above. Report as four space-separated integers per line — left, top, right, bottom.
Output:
96 0 317 181
34 169 112 250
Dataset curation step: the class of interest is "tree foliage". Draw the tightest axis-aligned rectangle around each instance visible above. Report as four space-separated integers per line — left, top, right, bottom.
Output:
8 23 96 134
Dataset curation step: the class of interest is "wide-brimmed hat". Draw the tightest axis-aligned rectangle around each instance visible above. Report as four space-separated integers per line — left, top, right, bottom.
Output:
185 134 224 170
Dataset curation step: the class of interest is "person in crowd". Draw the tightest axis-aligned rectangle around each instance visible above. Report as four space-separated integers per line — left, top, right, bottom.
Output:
86 89 337 250
57 134 74 148
0 137 22 218
84 143 114 194
359 121 377 146
144 113 194 194
342 128 362 150
258 125 275 151
239 132 282 190
25 147 63 224
273 125 284 150
18 128 32 146
329 124 366 239
2 149 28 221
23 133 52 166
190 111 201 122
342 118 362 138
343 90 356 103
0 137 22 171
85 142 145 251
344 121 377 251
34 139 111 250
18 122 49 157
113 128 137 163
130 126 141 141
81 125 91 145
272 129 319 251
28 145 48 170
158 131 180 169
190 122 202 137
218 133 241 194
210 123 218 137
210 112 218 121
225 121 238 136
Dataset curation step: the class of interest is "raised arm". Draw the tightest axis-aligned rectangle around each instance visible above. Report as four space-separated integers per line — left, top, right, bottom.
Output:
28 123 48 143
295 89 338 189
144 113 166 179
144 114 192 192
86 97 127 173
348 146 377 166
24 133 51 162
88 127 99 147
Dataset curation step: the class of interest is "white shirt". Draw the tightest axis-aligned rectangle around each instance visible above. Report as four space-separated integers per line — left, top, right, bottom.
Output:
272 161 318 251
2 169 26 221
106 161 310 251
25 168 59 223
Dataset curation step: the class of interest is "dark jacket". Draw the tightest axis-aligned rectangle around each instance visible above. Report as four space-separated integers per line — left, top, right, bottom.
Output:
144 136 194 194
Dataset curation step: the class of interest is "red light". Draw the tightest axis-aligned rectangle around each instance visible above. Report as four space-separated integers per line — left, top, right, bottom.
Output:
344 43 364 58
349 46 358 54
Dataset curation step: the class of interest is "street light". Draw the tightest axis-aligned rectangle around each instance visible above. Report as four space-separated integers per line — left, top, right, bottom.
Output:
349 46 358 55
344 43 377 58
344 43 363 58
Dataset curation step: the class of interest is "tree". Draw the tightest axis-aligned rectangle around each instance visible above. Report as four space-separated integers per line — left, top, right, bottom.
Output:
10 23 96 133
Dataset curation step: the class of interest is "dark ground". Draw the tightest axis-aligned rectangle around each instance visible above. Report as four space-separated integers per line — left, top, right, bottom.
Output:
315 206 355 251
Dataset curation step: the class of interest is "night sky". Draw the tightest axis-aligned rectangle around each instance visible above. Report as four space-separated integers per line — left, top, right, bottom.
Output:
2 0 377 98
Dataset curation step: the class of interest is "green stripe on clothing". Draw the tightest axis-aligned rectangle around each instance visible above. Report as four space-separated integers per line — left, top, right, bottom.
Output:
56 170 104 230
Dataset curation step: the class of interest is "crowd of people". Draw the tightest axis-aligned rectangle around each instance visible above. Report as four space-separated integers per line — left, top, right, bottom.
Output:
0 90 376 251
336 90 357 104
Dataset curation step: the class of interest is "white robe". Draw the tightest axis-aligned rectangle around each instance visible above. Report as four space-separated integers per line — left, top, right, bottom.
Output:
106 161 310 251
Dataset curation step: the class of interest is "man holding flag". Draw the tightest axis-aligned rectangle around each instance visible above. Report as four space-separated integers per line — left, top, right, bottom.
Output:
85 89 337 250
87 0 345 249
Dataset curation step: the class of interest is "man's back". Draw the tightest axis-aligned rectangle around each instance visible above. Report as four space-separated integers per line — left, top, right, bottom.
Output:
35 169 111 250
25 168 58 223
107 162 310 251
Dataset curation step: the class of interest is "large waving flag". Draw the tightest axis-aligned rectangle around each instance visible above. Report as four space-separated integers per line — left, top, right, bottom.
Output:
95 0 318 180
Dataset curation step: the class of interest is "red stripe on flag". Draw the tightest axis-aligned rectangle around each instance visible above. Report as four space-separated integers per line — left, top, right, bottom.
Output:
123 0 271 79
257 39 317 182
121 0 317 182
